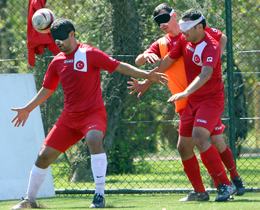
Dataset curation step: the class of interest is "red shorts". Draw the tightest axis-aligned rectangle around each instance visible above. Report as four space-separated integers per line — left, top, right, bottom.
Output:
179 100 225 137
43 108 107 153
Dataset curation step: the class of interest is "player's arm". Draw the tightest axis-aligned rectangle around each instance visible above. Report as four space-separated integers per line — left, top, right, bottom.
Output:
115 62 168 84
135 53 160 65
168 66 213 102
157 54 177 73
219 34 227 56
11 87 54 127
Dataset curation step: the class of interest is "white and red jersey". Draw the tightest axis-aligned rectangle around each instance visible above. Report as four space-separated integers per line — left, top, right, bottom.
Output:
42 43 120 113
144 26 222 57
168 31 224 102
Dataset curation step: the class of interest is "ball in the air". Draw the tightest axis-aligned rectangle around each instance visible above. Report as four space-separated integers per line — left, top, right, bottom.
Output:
32 8 56 33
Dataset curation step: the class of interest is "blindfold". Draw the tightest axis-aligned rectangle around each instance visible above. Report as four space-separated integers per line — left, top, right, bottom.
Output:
179 15 204 32
51 27 71 41
154 9 174 26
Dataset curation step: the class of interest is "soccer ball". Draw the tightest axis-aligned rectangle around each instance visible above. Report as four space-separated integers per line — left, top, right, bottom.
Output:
32 8 56 33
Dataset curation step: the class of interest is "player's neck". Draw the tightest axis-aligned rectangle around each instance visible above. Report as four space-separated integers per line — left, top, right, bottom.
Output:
168 25 181 37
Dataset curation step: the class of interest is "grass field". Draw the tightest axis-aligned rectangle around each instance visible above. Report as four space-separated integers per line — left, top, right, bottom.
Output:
1 193 260 210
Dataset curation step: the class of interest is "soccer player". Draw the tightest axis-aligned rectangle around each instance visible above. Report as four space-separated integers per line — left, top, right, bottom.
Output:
129 4 245 202
10 18 168 209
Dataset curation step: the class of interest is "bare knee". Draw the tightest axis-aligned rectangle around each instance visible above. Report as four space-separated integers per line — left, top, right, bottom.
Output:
177 137 194 160
35 145 61 168
86 130 105 154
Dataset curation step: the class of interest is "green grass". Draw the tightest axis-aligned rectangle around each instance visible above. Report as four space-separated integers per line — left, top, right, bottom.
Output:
1 193 260 210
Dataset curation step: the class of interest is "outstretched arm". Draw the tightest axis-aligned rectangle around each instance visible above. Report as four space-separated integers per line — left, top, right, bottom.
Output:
11 87 54 127
157 55 177 73
115 62 168 84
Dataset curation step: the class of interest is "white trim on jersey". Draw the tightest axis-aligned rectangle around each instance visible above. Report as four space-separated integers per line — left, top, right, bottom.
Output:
74 47 87 72
192 41 207 66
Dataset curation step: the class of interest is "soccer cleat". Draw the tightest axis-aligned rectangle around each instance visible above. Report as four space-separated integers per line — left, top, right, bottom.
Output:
89 193 105 208
231 176 245 196
179 191 210 202
215 183 236 202
11 198 37 209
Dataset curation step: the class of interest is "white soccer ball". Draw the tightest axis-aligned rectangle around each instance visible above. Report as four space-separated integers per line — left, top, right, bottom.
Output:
32 8 56 34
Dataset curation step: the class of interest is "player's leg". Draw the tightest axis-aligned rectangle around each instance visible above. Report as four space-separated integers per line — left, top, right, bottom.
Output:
82 109 107 208
178 135 210 202
11 145 62 210
86 129 106 208
211 134 245 195
12 112 83 210
193 103 236 201
177 102 209 201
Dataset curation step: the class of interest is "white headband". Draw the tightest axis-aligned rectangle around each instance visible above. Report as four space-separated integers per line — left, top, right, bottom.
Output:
179 15 204 32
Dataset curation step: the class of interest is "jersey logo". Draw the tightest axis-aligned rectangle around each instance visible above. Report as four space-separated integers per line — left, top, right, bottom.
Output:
207 57 213 62
215 126 222 130
194 55 200 64
64 59 73 63
197 119 207 124
192 41 207 66
76 61 84 69
74 47 87 72
187 45 194 52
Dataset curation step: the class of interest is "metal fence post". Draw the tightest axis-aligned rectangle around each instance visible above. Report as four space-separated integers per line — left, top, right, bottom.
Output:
225 0 236 162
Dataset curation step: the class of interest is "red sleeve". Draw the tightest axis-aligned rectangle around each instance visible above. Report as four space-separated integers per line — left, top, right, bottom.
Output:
143 41 161 57
89 48 120 73
168 36 183 60
202 44 220 69
204 26 222 42
42 59 60 90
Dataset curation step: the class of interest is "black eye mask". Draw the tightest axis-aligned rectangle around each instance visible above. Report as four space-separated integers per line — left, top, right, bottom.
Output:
154 10 174 26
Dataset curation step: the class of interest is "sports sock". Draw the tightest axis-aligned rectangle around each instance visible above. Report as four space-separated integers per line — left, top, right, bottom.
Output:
219 146 239 179
201 145 231 185
91 153 107 196
182 155 206 193
26 164 48 202
200 152 218 187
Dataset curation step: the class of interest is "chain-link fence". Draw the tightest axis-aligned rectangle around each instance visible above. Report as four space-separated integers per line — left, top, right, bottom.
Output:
1 0 259 194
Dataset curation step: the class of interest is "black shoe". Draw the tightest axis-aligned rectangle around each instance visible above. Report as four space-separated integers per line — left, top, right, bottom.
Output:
215 183 236 202
179 191 210 202
232 176 245 196
89 193 105 208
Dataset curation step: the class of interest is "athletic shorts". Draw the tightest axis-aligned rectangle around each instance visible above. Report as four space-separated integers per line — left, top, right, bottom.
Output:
179 100 225 137
43 108 107 153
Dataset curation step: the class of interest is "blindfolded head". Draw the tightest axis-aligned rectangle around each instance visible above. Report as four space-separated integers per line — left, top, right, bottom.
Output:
50 18 75 41
154 9 174 26
179 15 204 32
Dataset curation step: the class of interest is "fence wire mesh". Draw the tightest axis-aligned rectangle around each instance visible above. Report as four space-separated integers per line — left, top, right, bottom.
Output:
1 0 259 193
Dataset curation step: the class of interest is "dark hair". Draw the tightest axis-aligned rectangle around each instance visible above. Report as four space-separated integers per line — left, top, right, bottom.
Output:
181 9 206 29
153 3 173 17
50 18 75 33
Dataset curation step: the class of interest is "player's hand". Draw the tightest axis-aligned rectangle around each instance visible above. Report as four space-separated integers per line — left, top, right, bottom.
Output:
11 107 30 127
143 53 160 64
167 91 189 102
147 67 169 84
127 77 150 98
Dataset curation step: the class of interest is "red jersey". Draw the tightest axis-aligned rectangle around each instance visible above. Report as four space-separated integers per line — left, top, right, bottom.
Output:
168 31 224 102
42 43 120 113
144 26 222 57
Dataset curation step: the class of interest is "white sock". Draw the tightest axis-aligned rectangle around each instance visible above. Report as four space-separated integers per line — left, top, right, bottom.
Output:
26 164 48 202
91 153 107 196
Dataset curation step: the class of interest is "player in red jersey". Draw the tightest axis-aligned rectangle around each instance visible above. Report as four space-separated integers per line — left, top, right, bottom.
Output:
10 18 168 210
129 5 245 202
159 8 238 202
